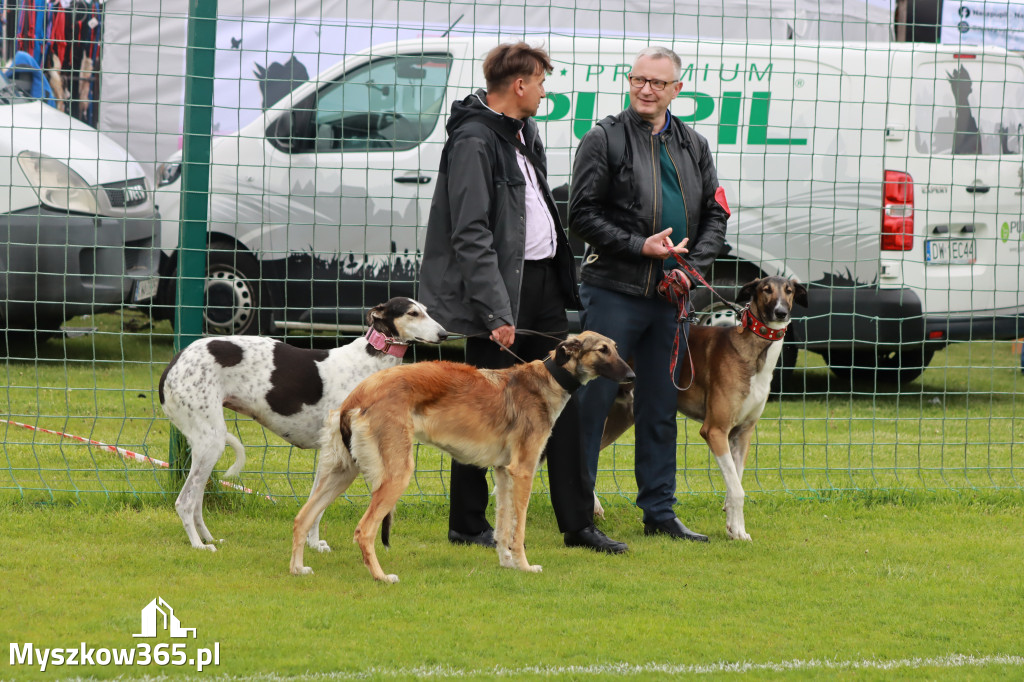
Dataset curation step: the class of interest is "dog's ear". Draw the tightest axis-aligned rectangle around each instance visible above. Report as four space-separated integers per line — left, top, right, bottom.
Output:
792 281 809 308
554 336 583 365
736 279 760 305
366 302 387 326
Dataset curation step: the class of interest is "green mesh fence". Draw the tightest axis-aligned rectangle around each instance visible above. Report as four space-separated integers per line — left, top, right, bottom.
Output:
1 1 1023 507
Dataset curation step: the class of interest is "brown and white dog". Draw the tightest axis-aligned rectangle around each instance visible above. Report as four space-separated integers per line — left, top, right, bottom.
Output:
601 276 807 541
290 331 634 583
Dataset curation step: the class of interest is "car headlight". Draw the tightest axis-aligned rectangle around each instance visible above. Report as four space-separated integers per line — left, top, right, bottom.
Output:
156 161 182 187
17 151 99 214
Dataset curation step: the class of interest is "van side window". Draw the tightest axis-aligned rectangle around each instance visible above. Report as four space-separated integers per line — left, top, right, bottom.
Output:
913 61 1024 156
270 54 453 154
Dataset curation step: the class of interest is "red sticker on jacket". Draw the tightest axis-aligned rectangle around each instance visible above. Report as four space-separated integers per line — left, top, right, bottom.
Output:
715 186 731 217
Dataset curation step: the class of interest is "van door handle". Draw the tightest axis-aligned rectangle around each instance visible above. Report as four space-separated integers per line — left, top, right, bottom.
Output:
395 175 432 184
966 183 990 194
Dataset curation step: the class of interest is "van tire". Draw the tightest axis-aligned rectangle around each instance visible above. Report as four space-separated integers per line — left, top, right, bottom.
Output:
204 243 276 337
825 347 936 388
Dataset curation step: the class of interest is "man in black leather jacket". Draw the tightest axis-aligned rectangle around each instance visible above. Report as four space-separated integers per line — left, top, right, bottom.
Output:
570 46 730 542
419 42 627 554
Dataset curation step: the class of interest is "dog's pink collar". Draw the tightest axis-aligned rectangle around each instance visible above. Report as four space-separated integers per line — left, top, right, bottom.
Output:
365 327 408 358
740 308 787 342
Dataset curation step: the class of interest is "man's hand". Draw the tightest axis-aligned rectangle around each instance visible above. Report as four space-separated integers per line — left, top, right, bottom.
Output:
641 230 689 260
490 324 515 348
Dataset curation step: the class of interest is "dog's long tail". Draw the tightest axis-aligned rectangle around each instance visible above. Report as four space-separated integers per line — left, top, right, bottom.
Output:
382 508 395 548
223 433 247 477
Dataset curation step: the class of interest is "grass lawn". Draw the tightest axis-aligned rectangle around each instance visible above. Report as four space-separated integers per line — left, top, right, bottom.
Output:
1 493 1023 680
1 312 1024 679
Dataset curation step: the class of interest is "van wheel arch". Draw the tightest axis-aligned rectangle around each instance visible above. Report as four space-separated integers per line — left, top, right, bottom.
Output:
153 236 281 337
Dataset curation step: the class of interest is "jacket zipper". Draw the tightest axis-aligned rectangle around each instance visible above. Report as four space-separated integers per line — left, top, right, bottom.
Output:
643 132 658 297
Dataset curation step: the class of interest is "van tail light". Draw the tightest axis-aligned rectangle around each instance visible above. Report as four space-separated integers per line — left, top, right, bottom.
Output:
882 170 914 251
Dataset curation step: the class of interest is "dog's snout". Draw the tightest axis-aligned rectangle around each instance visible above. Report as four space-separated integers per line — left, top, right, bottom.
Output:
622 368 636 383
773 305 790 321
437 330 449 342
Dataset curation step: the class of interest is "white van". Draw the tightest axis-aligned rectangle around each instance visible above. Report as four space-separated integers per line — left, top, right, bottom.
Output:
0 74 160 340
153 37 1024 385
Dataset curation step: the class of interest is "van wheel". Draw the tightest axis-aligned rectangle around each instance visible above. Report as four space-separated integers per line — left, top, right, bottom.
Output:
825 347 936 388
204 244 275 337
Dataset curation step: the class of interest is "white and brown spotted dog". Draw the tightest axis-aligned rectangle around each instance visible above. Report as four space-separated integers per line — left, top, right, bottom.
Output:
601 276 807 541
290 331 634 583
159 297 447 552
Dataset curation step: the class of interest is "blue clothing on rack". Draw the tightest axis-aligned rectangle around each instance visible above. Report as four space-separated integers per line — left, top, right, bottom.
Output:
4 50 56 106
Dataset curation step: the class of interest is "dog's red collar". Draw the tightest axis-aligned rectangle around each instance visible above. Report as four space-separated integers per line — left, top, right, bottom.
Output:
740 308 787 342
365 327 408 358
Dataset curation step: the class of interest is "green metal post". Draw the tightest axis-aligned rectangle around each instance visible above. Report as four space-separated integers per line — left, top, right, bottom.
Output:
170 0 218 475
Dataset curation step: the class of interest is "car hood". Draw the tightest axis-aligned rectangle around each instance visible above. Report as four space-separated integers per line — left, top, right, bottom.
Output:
0 101 146 184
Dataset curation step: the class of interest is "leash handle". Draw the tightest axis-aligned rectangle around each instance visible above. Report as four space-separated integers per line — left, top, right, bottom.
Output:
670 253 744 315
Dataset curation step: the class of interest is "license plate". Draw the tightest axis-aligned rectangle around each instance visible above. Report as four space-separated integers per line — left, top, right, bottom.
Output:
133 276 160 303
925 239 976 265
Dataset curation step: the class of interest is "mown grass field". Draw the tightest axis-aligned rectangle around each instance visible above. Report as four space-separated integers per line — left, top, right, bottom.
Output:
1 493 1023 680
1 312 1024 679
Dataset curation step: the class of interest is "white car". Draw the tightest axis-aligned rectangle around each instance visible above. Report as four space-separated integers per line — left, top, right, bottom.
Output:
0 74 159 341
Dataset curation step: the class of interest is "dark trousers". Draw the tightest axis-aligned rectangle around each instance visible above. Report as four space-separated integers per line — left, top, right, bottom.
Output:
448 259 593 535
576 282 683 524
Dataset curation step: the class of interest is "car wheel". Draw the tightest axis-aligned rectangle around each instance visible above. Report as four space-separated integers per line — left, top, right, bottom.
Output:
825 346 936 388
203 243 275 337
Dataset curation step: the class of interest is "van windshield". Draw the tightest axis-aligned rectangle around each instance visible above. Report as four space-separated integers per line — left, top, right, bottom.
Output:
913 60 1024 156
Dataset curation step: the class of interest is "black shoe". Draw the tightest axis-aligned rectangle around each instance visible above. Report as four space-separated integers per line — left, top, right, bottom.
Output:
447 528 496 548
643 517 709 542
564 524 628 554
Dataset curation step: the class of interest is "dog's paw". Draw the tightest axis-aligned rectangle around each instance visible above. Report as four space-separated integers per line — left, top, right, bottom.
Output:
525 564 543 573
291 566 314 576
382 574 400 584
593 493 605 520
726 525 752 542
498 549 515 568
194 543 217 552
308 539 332 553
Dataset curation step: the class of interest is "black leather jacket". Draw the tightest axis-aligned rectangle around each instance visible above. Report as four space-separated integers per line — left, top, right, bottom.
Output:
569 107 729 298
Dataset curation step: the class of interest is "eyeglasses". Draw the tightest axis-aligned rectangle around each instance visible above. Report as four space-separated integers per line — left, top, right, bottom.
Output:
627 75 678 91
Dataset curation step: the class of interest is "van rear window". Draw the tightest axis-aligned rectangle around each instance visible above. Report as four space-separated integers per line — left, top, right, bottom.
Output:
913 60 1024 155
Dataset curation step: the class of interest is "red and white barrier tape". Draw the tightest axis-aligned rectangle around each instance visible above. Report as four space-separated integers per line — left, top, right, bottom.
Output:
2 418 274 501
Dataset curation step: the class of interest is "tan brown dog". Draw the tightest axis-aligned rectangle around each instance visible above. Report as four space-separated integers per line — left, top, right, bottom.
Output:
290 331 634 583
601 276 807 541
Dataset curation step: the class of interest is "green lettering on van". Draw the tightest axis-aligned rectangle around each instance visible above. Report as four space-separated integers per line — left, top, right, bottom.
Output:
718 92 742 144
585 65 604 82
574 91 597 140
748 92 807 146
1002 221 1010 243
680 63 696 82
612 64 630 81
675 92 715 123
749 63 772 81
534 93 571 122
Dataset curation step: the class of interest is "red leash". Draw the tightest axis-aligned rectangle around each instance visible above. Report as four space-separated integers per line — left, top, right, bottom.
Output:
660 255 785 390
